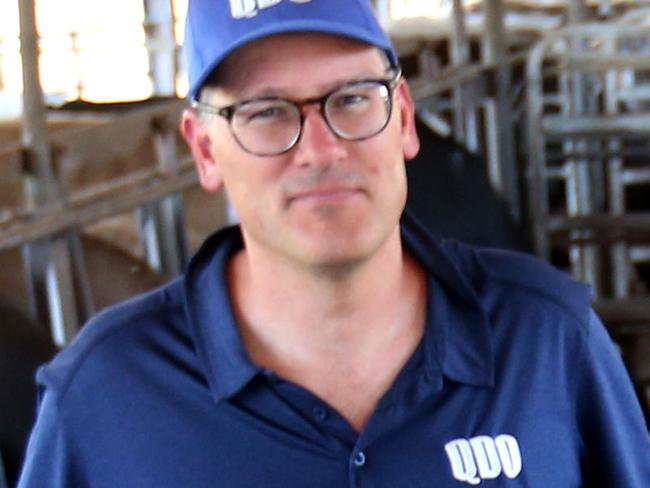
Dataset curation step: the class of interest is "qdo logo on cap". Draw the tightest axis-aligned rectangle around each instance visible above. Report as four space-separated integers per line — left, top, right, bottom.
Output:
230 0 314 19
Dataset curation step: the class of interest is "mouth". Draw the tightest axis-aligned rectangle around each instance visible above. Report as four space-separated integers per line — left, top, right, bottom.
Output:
286 187 364 206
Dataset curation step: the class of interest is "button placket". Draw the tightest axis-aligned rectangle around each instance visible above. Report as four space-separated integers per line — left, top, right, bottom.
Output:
352 451 366 467
312 405 329 422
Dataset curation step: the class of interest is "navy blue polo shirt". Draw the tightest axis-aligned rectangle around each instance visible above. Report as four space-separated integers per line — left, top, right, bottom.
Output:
18 215 650 487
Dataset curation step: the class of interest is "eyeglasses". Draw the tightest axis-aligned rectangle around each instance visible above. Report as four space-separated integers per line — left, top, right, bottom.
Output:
192 69 402 157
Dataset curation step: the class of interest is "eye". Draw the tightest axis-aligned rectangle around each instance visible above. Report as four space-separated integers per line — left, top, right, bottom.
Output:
248 106 283 121
236 101 293 125
331 93 368 108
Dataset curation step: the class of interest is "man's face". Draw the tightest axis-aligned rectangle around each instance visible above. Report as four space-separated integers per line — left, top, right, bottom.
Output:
182 33 420 273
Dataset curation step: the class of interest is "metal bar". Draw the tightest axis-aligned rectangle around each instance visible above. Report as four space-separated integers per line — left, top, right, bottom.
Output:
561 54 650 71
449 0 470 146
21 241 51 331
408 51 529 102
567 156 601 291
409 63 488 101
542 114 650 137
482 0 520 221
524 31 551 258
547 214 650 232
567 0 590 24
140 193 188 275
546 166 568 179
551 22 650 38
19 0 90 341
46 238 83 347
19 0 60 207
547 232 650 248
0 159 195 230
565 39 603 296
140 204 163 271
139 125 189 276
68 231 94 319
525 24 650 95
609 155 629 297
603 35 629 298
545 145 650 162
0 166 198 251
622 168 650 185
597 0 614 18
629 246 650 262
618 85 650 102
143 0 177 96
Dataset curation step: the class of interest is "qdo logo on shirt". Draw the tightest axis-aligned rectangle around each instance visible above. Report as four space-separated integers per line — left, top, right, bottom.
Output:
230 0 313 19
444 434 522 485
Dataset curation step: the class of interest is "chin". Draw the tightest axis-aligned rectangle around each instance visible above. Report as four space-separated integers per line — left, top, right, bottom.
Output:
278 206 403 272
297 232 386 274
306 253 370 279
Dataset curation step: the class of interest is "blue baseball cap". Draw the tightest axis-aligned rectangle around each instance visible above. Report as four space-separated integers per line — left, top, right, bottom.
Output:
184 0 399 101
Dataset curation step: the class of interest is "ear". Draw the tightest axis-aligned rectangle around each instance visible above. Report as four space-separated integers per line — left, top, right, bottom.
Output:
394 79 420 161
180 108 224 192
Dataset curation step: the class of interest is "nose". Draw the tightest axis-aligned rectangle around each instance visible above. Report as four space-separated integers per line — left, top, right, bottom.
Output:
290 105 347 166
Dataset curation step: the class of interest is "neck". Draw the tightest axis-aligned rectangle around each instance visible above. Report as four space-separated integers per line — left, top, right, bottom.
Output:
230 228 408 347
228 228 427 431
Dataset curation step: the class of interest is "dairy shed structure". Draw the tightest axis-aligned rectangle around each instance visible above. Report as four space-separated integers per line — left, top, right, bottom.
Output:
1 0 649 485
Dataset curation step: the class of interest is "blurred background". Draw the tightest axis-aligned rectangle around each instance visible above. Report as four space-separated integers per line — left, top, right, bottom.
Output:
1 0 650 486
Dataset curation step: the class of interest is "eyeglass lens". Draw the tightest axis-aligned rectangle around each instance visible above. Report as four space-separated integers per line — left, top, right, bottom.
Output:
230 81 392 156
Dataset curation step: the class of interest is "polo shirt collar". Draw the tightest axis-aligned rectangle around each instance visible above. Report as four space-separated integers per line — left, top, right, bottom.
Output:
184 214 494 404
402 211 495 388
184 226 259 401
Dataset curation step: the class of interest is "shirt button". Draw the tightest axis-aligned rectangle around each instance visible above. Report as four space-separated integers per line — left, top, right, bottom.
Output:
312 406 328 422
353 451 366 467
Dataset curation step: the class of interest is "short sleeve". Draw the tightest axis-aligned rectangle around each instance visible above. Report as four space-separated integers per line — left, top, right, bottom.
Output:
577 309 650 486
16 384 82 488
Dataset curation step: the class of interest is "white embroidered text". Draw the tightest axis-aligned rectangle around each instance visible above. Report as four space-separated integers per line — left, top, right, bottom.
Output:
229 0 313 19
445 434 522 485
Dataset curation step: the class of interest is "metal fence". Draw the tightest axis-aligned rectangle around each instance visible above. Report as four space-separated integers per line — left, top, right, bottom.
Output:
4 0 650 346
525 17 650 302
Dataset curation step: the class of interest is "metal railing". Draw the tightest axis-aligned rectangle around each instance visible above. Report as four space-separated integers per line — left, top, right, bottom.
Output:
526 19 650 300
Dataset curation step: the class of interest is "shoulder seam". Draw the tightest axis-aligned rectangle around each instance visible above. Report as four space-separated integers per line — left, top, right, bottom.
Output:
46 285 184 409
444 240 591 330
489 273 591 329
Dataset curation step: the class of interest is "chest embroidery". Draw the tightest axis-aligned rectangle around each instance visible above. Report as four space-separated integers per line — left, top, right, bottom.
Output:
444 434 522 485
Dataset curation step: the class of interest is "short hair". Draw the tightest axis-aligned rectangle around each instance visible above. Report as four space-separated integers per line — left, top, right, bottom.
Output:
197 44 393 104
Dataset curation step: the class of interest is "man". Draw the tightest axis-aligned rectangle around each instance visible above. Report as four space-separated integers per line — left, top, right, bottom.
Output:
18 1 649 486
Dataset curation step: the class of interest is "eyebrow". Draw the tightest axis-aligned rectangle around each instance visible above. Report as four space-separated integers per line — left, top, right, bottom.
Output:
237 70 391 101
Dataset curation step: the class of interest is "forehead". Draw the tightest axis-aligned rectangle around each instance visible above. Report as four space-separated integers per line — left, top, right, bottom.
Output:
212 32 387 98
